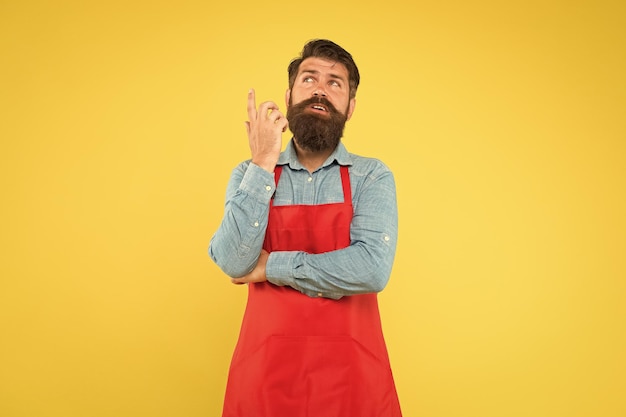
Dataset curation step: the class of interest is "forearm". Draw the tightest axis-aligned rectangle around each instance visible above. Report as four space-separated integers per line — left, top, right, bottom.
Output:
266 240 396 299
208 162 275 277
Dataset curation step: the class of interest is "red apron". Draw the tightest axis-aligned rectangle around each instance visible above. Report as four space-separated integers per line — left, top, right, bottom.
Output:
222 165 401 417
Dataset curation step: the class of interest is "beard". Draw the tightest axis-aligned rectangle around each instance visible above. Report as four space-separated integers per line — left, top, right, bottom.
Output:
286 96 348 153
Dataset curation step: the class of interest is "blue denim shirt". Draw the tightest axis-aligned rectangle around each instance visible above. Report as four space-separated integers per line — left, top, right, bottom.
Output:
209 140 398 299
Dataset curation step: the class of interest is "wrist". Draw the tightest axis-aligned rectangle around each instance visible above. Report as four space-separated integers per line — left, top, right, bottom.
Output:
251 158 277 173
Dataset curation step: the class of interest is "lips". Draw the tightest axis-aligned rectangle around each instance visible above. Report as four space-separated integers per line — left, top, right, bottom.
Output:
310 104 328 112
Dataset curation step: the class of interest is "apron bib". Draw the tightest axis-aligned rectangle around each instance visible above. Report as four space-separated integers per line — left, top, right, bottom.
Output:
222 165 401 417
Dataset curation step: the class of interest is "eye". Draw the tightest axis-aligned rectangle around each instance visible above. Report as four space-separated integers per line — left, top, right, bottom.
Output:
303 76 314 83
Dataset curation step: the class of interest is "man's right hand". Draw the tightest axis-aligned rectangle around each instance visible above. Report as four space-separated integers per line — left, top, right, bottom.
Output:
245 89 288 173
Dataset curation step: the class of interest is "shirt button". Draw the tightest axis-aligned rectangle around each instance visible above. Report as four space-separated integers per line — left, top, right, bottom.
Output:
307 177 313 182
384 235 390 242
254 221 259 227
265 185 272 191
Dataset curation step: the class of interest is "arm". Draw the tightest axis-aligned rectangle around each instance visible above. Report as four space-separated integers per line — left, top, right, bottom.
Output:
208 162 275 277
208 89 288 278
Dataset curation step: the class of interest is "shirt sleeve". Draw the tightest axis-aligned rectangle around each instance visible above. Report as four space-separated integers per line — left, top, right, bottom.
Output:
208 162 276 277
265 168 399 299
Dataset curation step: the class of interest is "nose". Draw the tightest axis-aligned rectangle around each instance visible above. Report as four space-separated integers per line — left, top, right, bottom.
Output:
312 88 327 97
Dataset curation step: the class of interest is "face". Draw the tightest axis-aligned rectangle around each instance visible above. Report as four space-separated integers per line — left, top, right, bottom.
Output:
286 57 356 152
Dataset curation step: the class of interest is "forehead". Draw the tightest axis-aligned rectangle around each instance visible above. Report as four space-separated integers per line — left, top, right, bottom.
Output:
297 57 349 81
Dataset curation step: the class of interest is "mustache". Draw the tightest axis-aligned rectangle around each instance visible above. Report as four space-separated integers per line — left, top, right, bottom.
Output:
289 96 341 114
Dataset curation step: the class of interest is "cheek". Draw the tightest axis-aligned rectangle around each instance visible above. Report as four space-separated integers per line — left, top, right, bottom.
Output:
333 96 350 114
290 89 309 105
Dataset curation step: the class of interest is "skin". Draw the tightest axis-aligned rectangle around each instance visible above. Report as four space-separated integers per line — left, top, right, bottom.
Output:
231 57 356 285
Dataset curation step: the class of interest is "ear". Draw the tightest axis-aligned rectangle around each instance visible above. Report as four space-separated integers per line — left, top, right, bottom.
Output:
346 98 356 121
285 89 291 108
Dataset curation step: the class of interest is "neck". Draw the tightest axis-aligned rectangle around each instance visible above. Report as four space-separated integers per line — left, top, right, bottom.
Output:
293 139 335 173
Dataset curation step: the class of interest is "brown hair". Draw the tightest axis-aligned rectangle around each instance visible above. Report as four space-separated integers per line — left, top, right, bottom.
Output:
288 39 360 99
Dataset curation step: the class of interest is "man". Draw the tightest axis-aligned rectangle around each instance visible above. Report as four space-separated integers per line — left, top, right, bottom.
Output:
209 39 401 417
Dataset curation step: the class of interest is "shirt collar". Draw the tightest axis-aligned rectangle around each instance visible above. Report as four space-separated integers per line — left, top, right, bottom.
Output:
277 139 353 171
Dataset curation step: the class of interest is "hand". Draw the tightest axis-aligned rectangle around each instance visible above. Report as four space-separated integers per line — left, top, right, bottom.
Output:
245 89 288 173
231 250 269 285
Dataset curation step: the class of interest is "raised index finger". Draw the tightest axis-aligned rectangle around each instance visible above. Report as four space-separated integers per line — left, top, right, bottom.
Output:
247 89 257 121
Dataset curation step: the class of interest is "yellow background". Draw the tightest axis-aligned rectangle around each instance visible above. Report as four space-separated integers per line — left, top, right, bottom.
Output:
1 0 625 416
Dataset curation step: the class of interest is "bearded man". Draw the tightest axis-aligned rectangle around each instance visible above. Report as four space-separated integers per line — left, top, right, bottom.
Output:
209 39 402 417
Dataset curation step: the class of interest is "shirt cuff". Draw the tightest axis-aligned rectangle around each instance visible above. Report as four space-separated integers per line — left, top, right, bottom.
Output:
266 251 300 288
239 162 276 203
